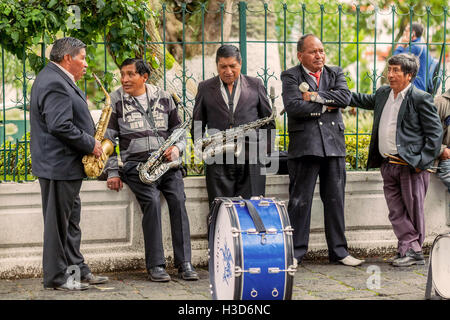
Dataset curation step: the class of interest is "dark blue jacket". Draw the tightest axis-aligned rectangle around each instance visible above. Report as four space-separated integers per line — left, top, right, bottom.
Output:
394 37 432 92
30 62 96 180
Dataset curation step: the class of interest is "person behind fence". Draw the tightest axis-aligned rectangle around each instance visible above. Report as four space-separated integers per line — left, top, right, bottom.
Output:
30 37 109 291
104 58 198 282
394 22 431 92
280 34 364 267
191 44 275 211
350 53 443 267
434 88 450 193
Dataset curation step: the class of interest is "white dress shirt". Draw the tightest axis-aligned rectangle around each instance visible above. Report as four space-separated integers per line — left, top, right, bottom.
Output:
378 83 411 158
51 61 76 84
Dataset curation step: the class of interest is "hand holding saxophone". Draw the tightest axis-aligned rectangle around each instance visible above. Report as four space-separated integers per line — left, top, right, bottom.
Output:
163 145 180 162
92 139 103 158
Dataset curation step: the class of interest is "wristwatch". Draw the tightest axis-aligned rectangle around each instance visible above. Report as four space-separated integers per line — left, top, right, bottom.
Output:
310 92 317 102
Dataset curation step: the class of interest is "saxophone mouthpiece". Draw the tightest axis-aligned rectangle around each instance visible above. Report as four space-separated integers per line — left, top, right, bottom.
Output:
171 92 182 106
92 73 101 83
269 86 276 104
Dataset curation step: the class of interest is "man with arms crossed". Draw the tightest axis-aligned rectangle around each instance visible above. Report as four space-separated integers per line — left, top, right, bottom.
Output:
281 34 364 267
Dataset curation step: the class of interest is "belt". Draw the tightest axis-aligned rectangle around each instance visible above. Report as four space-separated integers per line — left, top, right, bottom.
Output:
384 153 435 173
384 153 408 166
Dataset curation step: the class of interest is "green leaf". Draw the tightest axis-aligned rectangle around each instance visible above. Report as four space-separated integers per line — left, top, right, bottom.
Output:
96 0 106 10
150 55 159 69
48 0 58 9
11 31 19 43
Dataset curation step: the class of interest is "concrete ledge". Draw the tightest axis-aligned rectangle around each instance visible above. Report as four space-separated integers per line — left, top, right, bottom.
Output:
0 172 449 279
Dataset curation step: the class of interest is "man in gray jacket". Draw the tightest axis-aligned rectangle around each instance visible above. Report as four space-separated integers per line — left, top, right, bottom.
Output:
105 58 198 282
350 53 443 267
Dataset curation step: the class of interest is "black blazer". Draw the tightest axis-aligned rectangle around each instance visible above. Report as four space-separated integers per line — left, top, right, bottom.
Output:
30 62 96 180
350 85 443 170
191 74 275 156
281 64 351 158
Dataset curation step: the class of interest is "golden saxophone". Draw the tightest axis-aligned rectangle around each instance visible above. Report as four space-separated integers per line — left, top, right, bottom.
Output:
82 73 114 178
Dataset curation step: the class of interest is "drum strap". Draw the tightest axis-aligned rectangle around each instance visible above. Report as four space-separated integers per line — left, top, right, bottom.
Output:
243 200 266 233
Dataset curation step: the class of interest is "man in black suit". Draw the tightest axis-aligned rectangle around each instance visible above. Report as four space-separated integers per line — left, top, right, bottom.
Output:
30 37 109 290
281 34 364 267
350 53 443 267
191 45 275 209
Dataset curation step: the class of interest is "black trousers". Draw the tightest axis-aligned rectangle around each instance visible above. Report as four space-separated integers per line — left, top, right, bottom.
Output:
205 163 266 208
120 163 192 270
287 156 349 262
38 178 91 288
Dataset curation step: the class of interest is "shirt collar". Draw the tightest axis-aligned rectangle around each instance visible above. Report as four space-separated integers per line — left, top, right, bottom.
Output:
391 83 412 100
302 65 323 75
220 74 241 90
51 61 76 83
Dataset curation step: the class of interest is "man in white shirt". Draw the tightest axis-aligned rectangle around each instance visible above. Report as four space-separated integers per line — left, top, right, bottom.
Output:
350 53 443 267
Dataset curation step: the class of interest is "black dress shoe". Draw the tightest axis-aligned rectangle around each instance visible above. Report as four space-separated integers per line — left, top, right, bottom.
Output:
392 248 425 267
148 266 171 282
46 280 89 291
81 273 109 285
388 252 401 264
178 262 199 281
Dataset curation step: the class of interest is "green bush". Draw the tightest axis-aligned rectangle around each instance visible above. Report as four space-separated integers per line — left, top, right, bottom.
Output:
345 134 371 170
0 131 35 181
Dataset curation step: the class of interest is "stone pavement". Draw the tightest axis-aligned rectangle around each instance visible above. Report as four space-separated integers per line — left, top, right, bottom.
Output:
0 257 433 301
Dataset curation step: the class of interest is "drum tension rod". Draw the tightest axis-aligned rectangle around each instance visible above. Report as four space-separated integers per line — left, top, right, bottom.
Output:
234 266 261 276
268 266 297 276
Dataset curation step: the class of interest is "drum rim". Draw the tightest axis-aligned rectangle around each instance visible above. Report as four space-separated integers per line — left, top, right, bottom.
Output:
430 233 450 299
208 198 244 300
273 199 294 300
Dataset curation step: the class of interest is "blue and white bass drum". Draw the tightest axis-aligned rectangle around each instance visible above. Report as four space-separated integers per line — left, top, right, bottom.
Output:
208 197 296 300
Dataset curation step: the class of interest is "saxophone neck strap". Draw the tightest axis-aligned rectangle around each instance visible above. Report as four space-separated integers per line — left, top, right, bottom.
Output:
130 89 163 147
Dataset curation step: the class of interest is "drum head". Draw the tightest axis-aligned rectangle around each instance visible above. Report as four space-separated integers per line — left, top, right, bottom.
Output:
209 201 241 300
431 235 450 298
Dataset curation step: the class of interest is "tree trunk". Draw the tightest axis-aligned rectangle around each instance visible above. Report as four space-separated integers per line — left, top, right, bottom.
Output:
205 0 234 55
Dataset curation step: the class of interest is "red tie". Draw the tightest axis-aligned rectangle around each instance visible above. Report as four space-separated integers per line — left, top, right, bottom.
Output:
309 70 321 87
